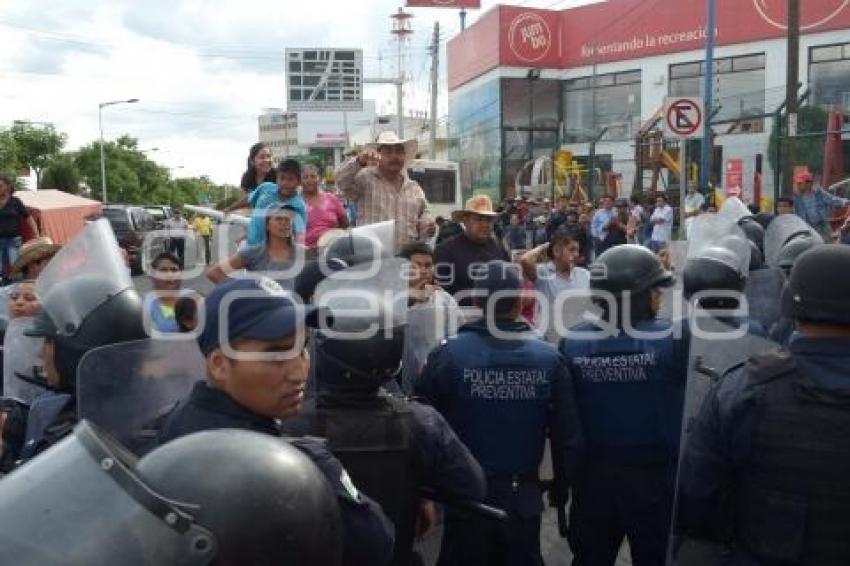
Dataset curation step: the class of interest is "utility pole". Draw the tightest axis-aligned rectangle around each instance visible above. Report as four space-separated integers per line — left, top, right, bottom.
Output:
391 8 414 138
429 22 440 159
783 0 800 197
699 0 716 194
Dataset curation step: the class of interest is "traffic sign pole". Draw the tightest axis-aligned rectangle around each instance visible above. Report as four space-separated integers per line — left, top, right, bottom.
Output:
680 137 688 239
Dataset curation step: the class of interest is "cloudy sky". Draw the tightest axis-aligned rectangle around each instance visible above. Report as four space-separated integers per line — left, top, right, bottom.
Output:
0 0 591 185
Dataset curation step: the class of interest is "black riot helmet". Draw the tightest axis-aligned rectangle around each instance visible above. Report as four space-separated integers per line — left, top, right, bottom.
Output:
0 421 342 565
782 244 850 325
26 275 146 392
590 245 674 323
747 239 764 271
313 257 409 392
590 244 675 296
738 217 765 253
138 429 344 566
776 234 819 274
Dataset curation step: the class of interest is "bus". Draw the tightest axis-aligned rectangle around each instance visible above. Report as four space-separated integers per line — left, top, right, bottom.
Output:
406 159 462 220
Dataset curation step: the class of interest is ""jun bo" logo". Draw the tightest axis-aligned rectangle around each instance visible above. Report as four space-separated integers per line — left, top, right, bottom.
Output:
752 0 850 31
508 12 552 63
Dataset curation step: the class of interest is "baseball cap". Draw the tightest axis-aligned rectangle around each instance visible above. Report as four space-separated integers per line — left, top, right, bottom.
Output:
197 277 326 355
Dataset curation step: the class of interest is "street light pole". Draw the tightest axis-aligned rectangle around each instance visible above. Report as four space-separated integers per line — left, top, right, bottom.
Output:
98 98 139 203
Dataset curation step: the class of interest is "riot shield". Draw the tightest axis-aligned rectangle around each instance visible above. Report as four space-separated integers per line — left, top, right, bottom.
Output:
668 314 780 565
686 213 751 274
764 214 824 268
76 338 206 456
2 318 47 403
401 301 463 394
718 196 753 225
0 421 215 565
744 267 785 331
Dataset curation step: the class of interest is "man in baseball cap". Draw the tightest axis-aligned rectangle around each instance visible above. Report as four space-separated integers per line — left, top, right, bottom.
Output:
793 170 849 241
158 276 395 566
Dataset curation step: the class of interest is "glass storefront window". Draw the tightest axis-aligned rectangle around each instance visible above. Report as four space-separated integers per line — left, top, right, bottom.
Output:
669 54 765 131
810 42 850 112
502 79 561 130
448 80 502 202
563 70 642 143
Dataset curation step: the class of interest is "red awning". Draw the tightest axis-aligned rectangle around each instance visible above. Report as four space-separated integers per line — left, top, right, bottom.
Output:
15 190 103 244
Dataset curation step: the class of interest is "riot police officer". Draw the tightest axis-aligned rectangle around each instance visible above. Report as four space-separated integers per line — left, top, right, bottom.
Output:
675 244 850 565
415 260 584 566
158 276 395 566
12 219 147 463
559 244 688 566
0 422 345 565
281 235 487 566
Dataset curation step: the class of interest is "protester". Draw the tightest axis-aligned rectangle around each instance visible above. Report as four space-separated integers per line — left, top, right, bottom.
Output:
246 159 307 247
532 216 548 247
207 203 305 289
519 231 591 343
335 131 435 250
145 252 190 334
590 195 617 256
164 209 190 266
237 142 276 197
302 164 348 251
0 174 39 278
191 213 212 265
434 194 509 303
3 280 47 404
648 194 674 251
793 171 849 240
400 241 457 308
776 196 794 216
503 214 528 252
10 237 60 281
683 186 705 238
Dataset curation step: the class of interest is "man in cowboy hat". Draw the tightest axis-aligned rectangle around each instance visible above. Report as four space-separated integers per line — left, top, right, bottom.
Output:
434 194 509 304
11 237 60 280
335 131 435 250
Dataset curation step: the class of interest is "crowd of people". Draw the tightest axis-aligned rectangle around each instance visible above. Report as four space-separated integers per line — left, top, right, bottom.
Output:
0 130 850 566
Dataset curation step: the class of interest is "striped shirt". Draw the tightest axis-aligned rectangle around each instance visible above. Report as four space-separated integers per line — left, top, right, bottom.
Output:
335 158 432 250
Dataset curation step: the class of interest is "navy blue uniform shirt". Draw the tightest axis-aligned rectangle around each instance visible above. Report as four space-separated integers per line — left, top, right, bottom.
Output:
159 381 395 566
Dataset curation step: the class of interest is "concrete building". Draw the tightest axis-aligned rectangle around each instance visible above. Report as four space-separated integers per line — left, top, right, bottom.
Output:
447 0 850 206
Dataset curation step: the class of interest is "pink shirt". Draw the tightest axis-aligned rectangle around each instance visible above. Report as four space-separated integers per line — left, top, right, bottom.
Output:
304 191 346 248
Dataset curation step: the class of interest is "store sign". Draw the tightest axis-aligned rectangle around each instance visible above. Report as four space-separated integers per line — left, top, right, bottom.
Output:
406 0 480 7
725 159 744 196
449 0 850 89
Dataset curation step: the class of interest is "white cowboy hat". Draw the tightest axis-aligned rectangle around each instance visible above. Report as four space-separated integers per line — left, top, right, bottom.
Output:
366 131 419 161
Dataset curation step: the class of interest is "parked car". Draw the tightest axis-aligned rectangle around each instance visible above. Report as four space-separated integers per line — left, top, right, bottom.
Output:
101 205 167 275
143 205 173 230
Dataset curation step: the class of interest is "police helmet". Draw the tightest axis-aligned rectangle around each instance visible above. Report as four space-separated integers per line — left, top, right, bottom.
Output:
137 430 344 566
683 246 748 300
26 275 146 391
739 218 765 253
781 244 850 325
590 244 675 295
324 233 383 267
747 239 764 271
776 235 819 274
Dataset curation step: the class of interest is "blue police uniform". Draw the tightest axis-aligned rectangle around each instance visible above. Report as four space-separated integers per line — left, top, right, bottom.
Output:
560 318 688 565
677 337 850 565
417 319 584 566
160 381 396 566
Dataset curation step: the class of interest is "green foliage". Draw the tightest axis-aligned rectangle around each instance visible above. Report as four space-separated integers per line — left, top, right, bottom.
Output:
41 154 81 193
768 105 830 176
8 123 66 188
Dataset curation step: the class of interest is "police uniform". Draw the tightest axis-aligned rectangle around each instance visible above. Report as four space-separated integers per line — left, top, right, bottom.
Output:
160 381 396 566
417 318 584 566
677 339 850 564
560 318 688 565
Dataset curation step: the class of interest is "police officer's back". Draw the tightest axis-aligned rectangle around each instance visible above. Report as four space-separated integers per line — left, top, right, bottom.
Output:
416 260 584 566
278 254 486 566
158 278 395 566
677 245 850 565
559 244 687 566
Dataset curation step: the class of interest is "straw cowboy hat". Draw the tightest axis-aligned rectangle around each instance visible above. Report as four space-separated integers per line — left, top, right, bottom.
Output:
12 236 61 276
456 194 499 217
366 131 419 161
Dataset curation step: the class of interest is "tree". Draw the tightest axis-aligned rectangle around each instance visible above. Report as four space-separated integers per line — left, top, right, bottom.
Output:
74 136 170 203
9 123 66 188
768 105 829 177
41 154 82 193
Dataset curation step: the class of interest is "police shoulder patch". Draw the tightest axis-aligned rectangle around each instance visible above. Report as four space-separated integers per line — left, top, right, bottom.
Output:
339 469 361 503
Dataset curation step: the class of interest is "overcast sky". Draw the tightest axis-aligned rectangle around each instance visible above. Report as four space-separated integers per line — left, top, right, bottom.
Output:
0 0 592 185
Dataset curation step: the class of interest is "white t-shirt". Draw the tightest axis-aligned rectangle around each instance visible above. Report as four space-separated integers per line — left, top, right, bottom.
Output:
534 263 592 343
650 205 674 243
